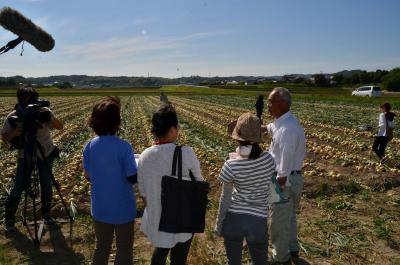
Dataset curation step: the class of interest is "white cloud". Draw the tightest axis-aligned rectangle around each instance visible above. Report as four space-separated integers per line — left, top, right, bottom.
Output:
62 36 182 60
183 30 234 41
20 0 44 2
61 30 230 60
132 17 157 27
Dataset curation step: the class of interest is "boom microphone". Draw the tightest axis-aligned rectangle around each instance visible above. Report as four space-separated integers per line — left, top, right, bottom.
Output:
0 6 55 53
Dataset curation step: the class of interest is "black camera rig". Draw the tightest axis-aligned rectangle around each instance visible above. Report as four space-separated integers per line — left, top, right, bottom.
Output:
7 99 51 149
5 99 73 245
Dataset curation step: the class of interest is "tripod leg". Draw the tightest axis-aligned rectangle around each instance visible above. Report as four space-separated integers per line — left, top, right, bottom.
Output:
36 142 75 246
37 143 73 222
23 191 28 227
69 220 73 248
31 187 40 246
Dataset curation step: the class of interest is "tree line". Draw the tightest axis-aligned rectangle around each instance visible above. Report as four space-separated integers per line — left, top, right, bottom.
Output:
330 68 400 91
1 68 400 91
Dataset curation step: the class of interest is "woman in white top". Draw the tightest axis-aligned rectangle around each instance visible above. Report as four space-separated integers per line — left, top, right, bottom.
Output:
372 102 396 161
215 112 275 265
138 104 203 265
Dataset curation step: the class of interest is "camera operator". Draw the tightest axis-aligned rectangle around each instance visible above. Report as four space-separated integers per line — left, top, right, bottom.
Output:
1 87 63 233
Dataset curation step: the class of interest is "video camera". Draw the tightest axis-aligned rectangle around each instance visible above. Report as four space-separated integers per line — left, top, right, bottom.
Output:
7 98 51 149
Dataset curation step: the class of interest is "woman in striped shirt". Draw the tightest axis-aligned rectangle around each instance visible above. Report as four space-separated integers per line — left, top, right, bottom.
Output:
215 112 275 265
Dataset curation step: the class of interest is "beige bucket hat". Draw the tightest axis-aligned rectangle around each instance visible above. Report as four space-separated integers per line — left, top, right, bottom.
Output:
227 112 262 143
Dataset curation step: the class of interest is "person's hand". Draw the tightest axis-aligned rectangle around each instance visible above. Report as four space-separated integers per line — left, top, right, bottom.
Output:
13 127 21 137
214 224 222 237
141 196 147 208
3 127 21 142
277 176 287 190
261 125 268 135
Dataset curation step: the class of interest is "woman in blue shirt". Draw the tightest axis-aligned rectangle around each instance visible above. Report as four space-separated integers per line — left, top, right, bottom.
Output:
83 98 137 265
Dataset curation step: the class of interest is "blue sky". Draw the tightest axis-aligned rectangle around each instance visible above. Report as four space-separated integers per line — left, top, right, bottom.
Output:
0 0 399 77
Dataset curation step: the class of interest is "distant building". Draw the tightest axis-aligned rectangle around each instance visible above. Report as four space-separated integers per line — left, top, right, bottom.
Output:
282 75 306 83
310 73 332 86
282 75 299 82
244 79 258 85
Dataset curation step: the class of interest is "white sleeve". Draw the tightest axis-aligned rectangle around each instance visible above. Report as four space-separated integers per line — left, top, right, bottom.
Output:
137 154 146 197
378 113 385 128
184 146 203 181
276 128 297 178
215 182 233 235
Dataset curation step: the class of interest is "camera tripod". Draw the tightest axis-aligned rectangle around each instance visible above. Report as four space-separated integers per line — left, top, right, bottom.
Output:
21 138 73 246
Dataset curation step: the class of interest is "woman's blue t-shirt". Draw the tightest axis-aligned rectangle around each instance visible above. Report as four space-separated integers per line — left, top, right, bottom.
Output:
83 135 137 224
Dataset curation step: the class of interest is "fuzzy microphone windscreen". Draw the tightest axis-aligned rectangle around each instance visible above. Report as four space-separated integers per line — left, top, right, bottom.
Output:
0 6 55 52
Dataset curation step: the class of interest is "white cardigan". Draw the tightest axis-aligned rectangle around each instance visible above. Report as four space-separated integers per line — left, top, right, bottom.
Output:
138 143 203 248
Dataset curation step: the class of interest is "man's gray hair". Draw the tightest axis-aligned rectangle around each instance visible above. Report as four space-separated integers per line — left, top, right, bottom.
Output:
272 87 292 106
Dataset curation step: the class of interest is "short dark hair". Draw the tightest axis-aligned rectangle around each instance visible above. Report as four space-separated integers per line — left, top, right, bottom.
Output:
89 101 121 135
151 104 178 138
381 102 391 112
105 96 121 108
17 86 38 106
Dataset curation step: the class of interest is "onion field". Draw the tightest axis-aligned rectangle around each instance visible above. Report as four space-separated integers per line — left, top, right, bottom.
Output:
0 95 399 265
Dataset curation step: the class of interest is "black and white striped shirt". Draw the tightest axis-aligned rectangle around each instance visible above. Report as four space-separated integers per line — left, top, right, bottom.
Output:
218 151 275 218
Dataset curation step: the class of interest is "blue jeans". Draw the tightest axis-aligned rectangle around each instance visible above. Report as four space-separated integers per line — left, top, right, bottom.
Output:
222 212 268 265
4 155 54 223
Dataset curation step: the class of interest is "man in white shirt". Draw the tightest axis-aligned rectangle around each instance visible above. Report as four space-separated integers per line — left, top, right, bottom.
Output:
266 87 306 264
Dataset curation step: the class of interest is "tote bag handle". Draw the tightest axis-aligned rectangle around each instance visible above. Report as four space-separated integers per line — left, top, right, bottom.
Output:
171 146 196 181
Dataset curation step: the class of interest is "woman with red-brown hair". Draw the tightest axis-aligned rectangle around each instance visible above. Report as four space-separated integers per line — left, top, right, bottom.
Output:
83 98 138 265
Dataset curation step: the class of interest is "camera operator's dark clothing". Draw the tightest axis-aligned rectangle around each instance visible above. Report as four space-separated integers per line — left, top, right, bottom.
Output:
4 155 55 223
1 108 56 159
2 107 57 225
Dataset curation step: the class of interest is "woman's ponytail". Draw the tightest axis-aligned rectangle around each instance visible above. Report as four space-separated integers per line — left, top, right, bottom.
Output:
248 143 263 160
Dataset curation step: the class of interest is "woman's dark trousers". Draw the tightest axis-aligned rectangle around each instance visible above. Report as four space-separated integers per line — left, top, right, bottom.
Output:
151 237 193 265
372 136 389 159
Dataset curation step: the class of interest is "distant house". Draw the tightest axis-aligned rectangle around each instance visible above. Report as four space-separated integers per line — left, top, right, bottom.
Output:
329 75 337 85
210 81 225 86
226 80 239 85
245 79 258 85
282 75 307 83
282 75 298 82
310 74 332 86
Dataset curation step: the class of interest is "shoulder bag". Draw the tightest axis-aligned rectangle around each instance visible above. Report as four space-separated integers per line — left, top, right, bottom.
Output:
159 146 210 233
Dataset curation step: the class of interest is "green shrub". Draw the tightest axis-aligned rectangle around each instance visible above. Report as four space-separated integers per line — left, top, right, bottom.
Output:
382 68 400 91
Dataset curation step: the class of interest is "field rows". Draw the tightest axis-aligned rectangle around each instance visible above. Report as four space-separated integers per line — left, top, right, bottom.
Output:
0 96 399 265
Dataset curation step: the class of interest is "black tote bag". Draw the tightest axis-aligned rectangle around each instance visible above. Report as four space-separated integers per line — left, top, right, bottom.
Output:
159 146 210 233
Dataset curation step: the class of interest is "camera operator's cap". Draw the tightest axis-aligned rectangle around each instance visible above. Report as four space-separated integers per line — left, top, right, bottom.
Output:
227 112 262 143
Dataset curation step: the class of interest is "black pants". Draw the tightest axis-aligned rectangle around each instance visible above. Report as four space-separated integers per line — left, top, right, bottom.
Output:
4 156 54 223
151 237 192 265
372 136 389 159
92 219 134 265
